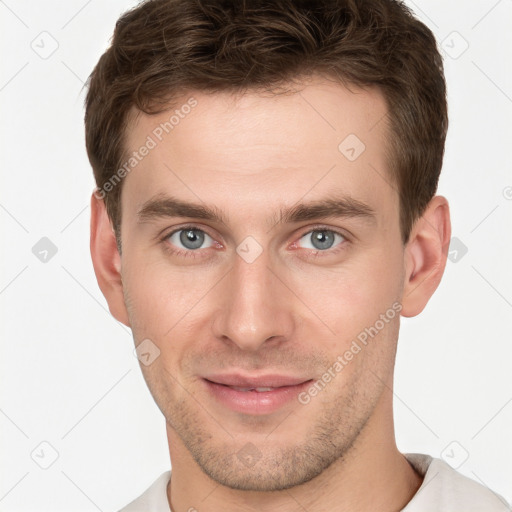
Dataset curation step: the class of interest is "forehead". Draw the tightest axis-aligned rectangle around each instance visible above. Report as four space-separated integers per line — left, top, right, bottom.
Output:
121 77 395 224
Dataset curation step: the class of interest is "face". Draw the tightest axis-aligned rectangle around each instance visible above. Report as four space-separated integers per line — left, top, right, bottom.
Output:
118 77 406 491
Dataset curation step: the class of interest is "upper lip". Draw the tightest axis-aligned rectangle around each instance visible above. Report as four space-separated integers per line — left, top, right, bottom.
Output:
203 373 312 388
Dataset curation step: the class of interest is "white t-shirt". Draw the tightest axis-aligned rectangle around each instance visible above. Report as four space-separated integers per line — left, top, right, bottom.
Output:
118 453 511 511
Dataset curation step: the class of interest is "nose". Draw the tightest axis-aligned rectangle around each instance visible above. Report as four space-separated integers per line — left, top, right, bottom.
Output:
211 248 296 352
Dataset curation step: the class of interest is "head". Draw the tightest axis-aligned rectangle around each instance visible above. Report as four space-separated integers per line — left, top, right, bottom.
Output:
87 0 450 492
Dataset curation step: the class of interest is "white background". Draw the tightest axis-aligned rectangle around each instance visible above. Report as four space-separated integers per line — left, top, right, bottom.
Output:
1 0 511 510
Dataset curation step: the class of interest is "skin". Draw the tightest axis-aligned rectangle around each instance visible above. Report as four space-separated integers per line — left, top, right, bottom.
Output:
90 75 451 511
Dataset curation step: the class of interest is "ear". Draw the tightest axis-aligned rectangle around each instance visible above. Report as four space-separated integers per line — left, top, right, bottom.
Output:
401 195 451 317
90 190 131 326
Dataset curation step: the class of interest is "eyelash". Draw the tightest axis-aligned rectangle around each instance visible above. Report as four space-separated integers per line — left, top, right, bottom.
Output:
159 224 349 261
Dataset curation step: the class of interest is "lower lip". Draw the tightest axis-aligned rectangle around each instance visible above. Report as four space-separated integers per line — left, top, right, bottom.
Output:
203 379 313 415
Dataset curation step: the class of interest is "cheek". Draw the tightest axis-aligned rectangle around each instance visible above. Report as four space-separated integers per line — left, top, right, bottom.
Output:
122 248 219 347
122 253 179 335
287 247 404 345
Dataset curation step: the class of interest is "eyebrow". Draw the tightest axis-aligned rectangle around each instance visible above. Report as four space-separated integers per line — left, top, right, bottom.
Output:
137 193 376 228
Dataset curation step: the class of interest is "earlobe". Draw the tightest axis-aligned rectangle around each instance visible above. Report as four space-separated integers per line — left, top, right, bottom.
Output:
90 191 131 326
401 196 451 317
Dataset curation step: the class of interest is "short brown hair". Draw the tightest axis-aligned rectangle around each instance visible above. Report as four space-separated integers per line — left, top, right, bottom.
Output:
85 0 448 244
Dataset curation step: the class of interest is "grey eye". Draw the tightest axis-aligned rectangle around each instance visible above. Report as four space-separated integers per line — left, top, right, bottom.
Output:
168 229 213 250
298 230 344 251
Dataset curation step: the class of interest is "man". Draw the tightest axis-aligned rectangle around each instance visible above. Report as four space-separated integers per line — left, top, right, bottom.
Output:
85 0 510 510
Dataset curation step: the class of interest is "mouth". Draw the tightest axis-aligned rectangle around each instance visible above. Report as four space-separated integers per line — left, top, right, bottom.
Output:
202 374 314 415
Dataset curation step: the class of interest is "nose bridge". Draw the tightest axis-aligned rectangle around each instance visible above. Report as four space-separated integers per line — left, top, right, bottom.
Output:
212 248 294 351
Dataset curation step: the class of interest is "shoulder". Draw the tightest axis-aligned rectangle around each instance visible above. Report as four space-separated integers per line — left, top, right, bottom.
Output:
403 453 511 511
117 471 172 512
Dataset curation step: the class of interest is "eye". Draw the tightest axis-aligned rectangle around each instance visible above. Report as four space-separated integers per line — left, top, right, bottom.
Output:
166 227 215 251
297 229 346 251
